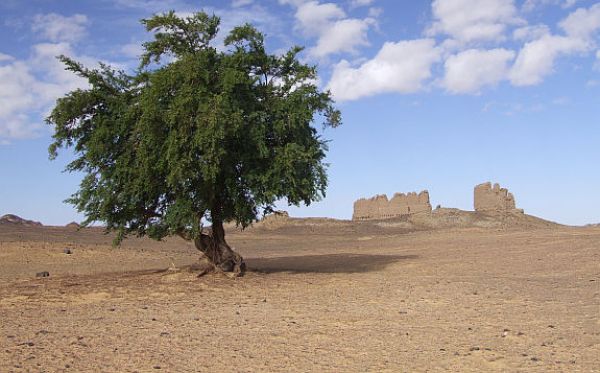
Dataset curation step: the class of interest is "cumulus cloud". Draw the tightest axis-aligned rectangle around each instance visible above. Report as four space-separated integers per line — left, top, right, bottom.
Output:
442 48 515 94
232 0 254 7
513 24 550 41
509 3 600 86
31 13 88 43
563 0 579 8
327 39 441 101
427 0 521 44
283 0 376 58
350 0 374 7
523 0 580 12
0 52 14 62
294 1 346 35
311 18 374 57
559 3 600 40
0 43 93 143
509 35 587 86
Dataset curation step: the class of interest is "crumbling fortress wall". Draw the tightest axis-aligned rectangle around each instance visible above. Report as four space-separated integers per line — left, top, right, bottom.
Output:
474 182 519 212
353 191 432 220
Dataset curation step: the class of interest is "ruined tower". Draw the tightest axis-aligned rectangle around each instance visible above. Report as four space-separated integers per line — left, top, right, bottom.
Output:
474 182 519 212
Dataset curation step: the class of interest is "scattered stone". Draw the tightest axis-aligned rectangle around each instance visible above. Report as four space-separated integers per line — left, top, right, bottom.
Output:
531 357 539 362
153 366 161 369
63 248 73 255
548 325 555 329
160 332 169 337
36 271 50 278
470 347 480 351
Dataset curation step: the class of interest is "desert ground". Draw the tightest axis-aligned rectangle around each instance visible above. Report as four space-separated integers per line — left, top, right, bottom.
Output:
0 209 599 372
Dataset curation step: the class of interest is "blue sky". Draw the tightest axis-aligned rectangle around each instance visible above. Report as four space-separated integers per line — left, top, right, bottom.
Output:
0 0 599 226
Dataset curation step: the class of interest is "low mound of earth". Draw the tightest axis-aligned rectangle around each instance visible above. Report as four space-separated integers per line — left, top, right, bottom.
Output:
1 213 598 372
252 208 560 235
0 214 42 227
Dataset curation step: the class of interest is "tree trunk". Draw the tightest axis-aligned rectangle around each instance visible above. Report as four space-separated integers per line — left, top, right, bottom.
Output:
194 219 246 277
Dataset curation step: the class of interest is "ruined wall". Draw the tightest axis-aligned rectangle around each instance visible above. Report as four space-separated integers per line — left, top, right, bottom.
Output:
474 182 517 212
353 191 432 220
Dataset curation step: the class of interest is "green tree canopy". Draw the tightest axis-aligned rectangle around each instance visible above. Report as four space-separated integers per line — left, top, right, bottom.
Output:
47 11 341 275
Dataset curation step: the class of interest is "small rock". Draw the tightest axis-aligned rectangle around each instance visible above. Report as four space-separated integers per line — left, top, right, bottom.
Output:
531 357 539 362
469 347 480 351
36 271 49 278
153 366 161 369
63 248 73 254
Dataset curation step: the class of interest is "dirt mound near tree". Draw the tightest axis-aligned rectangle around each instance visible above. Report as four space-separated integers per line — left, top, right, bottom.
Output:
0 214 42 227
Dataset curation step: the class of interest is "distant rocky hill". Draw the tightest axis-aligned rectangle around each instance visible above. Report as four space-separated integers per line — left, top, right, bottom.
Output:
0 214 43 227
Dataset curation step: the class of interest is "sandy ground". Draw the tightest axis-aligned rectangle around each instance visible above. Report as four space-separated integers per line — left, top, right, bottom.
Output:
0 219 599 372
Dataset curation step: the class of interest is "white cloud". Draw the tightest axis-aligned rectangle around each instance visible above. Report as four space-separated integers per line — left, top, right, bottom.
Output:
509 35 588 86
295 1 346 35
327 39 441 101
427 0 521 43
350 0 374 7
595 50 600 70
368 7 382 18
120 42 144 59
523 0 580 11
31 13 88 43
509 4 600 87
513 24 550 41
442 48 515 94
563 0 579 8
232 0 254 7
310 18 374 57
559 3 600 40
0 52 15 62
0 60 39 140
0 43 94 143
283 0 375 58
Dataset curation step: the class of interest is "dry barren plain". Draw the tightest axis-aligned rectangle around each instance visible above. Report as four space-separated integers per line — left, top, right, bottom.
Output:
1 210 599 372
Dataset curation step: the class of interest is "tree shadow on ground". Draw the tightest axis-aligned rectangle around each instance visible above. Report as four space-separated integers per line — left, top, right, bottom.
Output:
246 253 418 274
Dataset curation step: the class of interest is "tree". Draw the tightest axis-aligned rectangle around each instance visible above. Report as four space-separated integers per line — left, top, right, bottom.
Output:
47 11 341 276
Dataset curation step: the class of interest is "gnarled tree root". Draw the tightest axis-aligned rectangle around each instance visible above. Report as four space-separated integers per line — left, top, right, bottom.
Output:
194 232 246 278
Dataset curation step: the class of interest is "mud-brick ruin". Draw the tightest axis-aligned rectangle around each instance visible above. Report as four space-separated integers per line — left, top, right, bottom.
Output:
352 191 432 220
473 182 520 212
352 182 522 221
